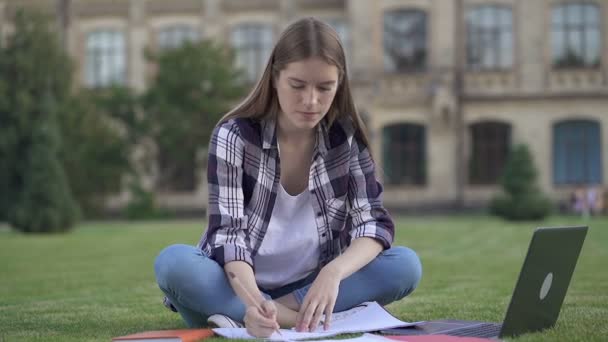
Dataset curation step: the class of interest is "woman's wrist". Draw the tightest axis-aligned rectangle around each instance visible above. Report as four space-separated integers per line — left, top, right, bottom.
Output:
322 261 345 280
322 238 383 281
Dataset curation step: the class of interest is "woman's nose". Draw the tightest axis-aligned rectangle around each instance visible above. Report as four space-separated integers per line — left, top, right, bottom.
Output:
303 88 319 107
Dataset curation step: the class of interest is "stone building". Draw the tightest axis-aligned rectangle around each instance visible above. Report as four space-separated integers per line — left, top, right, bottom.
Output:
1 0 606 213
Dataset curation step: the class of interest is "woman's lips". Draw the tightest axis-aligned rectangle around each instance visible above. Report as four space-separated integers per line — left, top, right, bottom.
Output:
297 111 319 120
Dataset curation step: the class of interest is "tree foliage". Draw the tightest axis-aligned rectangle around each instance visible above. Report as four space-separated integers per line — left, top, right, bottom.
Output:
490 144 553 221
0 9 79 231
57 87 142 216
1 9 246 224
142 41 245 191
9 93 81 232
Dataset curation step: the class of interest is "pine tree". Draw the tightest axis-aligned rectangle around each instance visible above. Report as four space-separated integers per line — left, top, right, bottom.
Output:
9 91 80 232
490 144 553 221
0 9 79 232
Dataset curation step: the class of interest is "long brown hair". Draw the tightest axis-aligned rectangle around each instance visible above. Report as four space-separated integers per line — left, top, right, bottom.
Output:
219 17 372 151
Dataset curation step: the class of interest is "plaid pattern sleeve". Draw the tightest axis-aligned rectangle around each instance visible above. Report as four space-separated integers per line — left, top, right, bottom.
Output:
203 120 253 267
346 135 395 249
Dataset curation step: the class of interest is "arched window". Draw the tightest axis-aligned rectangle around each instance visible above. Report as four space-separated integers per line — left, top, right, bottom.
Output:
469 122 511 184
553 120 602 184
158 25 200 50
552 3 601 68
383 9 428 72
382 123 426 185
231 23 273 82
85 29 126 87
466 5 513 70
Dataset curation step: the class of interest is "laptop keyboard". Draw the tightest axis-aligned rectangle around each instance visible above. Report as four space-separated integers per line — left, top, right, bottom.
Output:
443 323 502 338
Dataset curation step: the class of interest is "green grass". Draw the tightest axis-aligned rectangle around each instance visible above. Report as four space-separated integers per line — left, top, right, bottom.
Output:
1 215 606 341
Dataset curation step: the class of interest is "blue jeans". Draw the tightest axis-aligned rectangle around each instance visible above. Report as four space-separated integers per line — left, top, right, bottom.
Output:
154 244 422 328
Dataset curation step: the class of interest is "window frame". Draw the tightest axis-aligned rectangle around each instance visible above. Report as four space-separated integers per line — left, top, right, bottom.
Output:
551 2 602 69
383 9 429 73
84 29 127 88
230 23 274 83
553 119 603 185
157 24 201 50
156 146 198 192
465 5 514 71
325 17 351 69
468 121 512 185
382 123 427 186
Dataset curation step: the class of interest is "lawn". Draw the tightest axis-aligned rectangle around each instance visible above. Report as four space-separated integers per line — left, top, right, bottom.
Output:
0 215 606 341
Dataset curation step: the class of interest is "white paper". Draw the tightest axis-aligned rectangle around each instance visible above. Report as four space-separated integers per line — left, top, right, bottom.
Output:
313 333 395 342
212 301 416 341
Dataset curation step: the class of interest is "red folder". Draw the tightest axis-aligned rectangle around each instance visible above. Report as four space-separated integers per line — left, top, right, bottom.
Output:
112 329 214 342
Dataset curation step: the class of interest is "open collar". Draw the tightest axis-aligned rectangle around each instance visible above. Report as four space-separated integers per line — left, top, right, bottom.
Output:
261 117 330 157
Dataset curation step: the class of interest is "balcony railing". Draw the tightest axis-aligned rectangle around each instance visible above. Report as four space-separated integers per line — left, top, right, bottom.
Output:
463 71 517 96
548 68 606 94
373 73 432 106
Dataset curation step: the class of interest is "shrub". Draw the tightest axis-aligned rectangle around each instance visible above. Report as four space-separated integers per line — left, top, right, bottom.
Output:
490 144 553 221
124 182 171 220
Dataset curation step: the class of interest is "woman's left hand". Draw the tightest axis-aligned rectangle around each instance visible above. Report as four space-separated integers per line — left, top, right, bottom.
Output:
295 264 341 332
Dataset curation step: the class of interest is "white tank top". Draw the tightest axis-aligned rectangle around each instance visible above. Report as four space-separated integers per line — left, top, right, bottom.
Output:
254 183 320 289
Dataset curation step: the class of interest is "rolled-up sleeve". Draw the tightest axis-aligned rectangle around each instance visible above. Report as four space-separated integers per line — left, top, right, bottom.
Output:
347 137 395 249
205 121 253 267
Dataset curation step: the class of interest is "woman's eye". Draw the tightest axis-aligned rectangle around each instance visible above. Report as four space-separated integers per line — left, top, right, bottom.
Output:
318 87 332 92
290 85 305 90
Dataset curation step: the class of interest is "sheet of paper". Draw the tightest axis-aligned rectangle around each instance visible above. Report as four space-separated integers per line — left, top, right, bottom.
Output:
313 333 395 342
212 301 416 341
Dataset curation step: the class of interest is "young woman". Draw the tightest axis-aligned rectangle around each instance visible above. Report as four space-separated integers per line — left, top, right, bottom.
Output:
154 17 422 338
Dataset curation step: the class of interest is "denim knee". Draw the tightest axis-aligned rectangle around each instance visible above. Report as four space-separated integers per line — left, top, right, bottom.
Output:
384 246 423 300
154 244 196 291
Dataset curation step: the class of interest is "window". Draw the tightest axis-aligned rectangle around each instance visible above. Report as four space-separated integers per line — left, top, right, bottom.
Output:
158 25 200 50
326 18 351 66
85 30 126 87
553 120 602 184
157 148 197 192
231 23 273 82
552 3 601 68
384 9 428 72
469 122 511 184
466 6 513 70
382 124 426 185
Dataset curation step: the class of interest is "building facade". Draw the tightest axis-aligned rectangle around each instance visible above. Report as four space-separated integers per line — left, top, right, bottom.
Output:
2 0 607 212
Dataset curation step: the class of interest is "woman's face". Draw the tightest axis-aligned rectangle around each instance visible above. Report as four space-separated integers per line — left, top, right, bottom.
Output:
275 57 339 132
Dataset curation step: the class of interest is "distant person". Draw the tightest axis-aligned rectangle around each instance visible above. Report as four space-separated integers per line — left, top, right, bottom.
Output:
586 186 604 216
571 185 604 218
153 17 422 338
571 186 587 216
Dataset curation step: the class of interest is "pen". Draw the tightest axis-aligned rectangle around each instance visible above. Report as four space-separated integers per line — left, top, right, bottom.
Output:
227 271 283 338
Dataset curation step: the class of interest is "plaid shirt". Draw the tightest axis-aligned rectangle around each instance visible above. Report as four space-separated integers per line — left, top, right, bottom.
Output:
197 116 395 270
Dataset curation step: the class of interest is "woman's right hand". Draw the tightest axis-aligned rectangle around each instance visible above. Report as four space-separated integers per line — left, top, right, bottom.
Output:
243 300 280 338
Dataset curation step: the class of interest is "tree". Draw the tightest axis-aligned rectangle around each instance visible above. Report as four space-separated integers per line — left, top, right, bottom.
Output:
0 9 79 231
490 144 553 221
142 41 245 191
9 92 80 232
57 87 142 216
